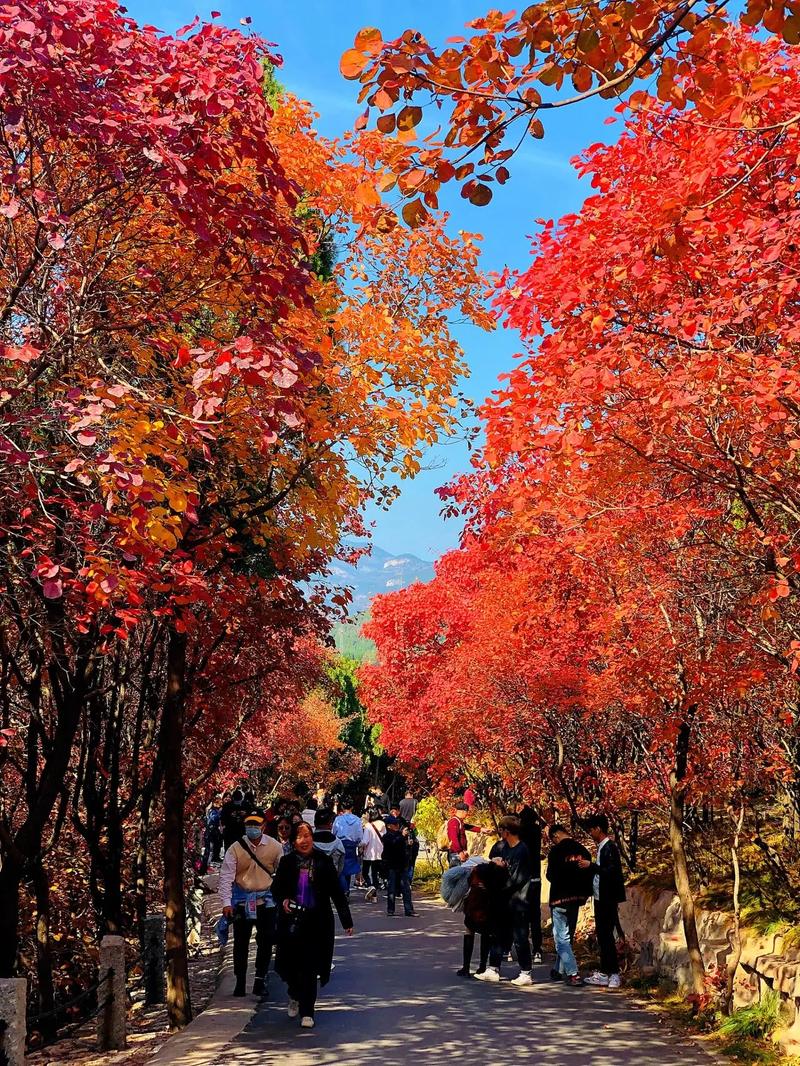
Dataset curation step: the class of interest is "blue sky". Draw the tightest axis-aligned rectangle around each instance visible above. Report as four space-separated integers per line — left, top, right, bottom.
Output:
127 0 616 561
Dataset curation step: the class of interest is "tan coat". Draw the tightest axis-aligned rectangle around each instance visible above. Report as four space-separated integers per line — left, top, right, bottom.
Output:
231 836 282 892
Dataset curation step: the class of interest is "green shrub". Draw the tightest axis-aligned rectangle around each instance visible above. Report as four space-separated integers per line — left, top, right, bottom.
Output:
415 796 445 844
717 990 782 1041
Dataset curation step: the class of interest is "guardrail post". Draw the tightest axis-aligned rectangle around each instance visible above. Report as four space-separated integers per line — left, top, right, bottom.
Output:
143 914 165 1005
96 935 126 1051
0 977 27 1066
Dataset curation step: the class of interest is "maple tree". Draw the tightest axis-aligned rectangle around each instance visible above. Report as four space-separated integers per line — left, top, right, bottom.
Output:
362 27 800 999
344 1 800 224
0 0 490 1034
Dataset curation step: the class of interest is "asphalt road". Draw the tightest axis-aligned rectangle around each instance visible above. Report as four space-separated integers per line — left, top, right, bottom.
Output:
201 893 721 1066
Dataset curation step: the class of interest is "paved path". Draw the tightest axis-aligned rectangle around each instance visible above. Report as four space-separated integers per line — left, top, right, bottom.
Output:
195 895 720 1066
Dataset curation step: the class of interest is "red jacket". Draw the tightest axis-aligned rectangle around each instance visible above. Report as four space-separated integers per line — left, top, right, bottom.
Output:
447 816 480 853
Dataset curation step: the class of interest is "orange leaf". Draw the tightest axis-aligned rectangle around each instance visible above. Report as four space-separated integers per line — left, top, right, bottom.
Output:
355 182 380 208
340 48 368 80
355 26 383 55
402 198 429 228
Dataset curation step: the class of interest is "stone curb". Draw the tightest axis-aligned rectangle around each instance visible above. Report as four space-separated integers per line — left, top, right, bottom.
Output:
147 871 259 1066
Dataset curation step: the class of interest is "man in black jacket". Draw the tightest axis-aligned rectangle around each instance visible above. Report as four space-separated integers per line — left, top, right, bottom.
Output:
382 816 416 917
546 824 592 987
578 813 626 988
518 804 552 965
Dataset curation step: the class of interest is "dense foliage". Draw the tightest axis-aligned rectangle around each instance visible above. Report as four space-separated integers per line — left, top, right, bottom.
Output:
362 26 800 999
0 0 488 1036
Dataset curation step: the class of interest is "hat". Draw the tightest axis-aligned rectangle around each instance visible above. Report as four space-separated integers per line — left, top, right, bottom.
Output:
385 815 399 826
243 809 264 825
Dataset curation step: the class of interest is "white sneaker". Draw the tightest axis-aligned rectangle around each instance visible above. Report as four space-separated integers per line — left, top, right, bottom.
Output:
365 887 377 902
300 1016 315 1028
511 971 534 986
585 972 610 987
607 974 622 989
475 966 501 983
531 952 543 965
287 998 299 1018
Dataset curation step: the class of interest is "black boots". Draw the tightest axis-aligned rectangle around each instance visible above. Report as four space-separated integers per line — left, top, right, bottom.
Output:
233 976 246 997
252 976 268 999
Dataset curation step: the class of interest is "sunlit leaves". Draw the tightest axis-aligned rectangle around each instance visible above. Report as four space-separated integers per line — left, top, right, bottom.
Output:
343 2 800 208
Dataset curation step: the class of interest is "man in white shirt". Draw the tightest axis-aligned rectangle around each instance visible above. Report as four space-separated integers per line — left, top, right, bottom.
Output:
220 810 283 998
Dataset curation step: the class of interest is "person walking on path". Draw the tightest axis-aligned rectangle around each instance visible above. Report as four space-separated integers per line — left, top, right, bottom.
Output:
546 824 592 987
361 813 384 901
578 814 626 988
220 788 247 852
382 815 416 917
313 807 346 878
476 815 534 985
220 809 284 999
272 821 354 1029
333 797 363 894
399 790 417 823
276 816 293 855
200 792 224 874
446 802 489 867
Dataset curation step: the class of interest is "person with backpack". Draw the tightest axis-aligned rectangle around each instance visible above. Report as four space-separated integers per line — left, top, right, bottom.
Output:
546 824 592 987
333 797 363 895
577 813 626 988
382 815 416 917
220 808 284 998
312 808 345 878
443 802 489 867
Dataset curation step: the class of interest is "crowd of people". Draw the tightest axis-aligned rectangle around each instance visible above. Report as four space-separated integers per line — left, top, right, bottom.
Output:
201 781 627 1030
205 784 422 1029
445 807 626 989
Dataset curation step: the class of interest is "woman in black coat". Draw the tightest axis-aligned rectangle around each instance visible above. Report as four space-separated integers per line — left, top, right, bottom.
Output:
271 820 353 1028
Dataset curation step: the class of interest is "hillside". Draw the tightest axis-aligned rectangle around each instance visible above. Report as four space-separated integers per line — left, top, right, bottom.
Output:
327 546 434 614
327 547 435 661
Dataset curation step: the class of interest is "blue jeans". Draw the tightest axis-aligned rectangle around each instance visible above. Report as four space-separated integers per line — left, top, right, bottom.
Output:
551 904 579 977
387 868 413 915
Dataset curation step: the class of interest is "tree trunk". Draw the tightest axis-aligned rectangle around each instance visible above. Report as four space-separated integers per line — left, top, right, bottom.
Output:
723 802 745 1015
668 716 705 998
134 793 153 949
160 626 192 1030
32 857 56 1040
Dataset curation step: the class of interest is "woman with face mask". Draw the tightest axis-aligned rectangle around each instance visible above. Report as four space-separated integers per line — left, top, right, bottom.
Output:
219 808 284 999
271 820 354 1029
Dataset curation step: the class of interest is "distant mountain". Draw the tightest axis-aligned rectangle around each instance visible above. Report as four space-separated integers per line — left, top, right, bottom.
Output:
321 546 435 661
326 546 435 615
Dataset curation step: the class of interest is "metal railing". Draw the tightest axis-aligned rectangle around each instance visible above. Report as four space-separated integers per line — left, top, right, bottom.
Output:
27 968 114 1052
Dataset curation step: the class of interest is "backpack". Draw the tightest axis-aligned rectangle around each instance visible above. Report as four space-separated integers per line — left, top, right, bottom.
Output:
435 820 451 852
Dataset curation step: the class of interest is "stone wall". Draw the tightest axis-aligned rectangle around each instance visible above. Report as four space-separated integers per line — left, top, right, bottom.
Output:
612 884 800 1056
